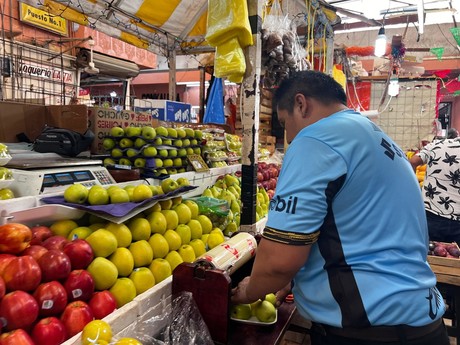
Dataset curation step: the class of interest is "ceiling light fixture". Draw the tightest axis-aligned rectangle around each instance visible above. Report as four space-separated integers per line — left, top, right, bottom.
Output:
374 27 387 57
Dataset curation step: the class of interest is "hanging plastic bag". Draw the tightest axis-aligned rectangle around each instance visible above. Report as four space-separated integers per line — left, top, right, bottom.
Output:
214 38 246 83
203 78 225 124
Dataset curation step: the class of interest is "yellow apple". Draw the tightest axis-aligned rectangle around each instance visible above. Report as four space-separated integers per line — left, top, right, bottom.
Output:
147 211 167 235
148 233 170 259
129 267 155 295
128 240 154 268
165 250 183 272
149 258 172 284
108 247 135 277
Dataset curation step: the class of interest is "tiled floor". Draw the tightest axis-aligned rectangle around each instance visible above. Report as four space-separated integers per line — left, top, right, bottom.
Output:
279 312 458 345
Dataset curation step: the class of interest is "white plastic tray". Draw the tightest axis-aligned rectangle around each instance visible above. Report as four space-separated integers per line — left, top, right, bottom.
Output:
0 179 13 189
230 309 277 326
8 204 85 226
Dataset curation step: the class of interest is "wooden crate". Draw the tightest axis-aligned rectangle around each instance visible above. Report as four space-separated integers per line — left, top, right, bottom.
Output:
428 242 460 285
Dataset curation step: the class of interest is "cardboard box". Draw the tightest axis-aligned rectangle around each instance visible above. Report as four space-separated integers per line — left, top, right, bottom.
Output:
0 102 88 142
88 107 155 154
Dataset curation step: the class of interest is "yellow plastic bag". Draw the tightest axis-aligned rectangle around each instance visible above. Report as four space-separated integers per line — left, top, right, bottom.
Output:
206 0 253 48
332 65 346 91
214 38 246 82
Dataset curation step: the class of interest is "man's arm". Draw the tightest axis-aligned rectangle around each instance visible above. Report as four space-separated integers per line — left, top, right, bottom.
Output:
409 155 424 172
231 237 311 304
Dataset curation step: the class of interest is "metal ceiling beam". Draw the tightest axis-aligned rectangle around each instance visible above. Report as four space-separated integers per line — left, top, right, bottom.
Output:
333 13 419 30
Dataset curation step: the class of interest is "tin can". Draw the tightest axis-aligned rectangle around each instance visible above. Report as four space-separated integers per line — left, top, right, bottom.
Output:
195 232 257 275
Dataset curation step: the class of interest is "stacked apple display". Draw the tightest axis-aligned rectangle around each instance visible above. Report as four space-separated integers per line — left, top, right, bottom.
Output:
201 173 242 236
0 143 15 200
0 179 227 343
224 133 242 166
257 162 280 199
231 293 277 323
102 125 203 176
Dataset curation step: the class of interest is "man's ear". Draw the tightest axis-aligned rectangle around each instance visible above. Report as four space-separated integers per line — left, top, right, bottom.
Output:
294 94 309 118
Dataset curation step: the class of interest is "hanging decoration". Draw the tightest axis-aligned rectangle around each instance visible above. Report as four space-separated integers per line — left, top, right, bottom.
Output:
345 45 391 57
450 27 460 46
430 47 445 60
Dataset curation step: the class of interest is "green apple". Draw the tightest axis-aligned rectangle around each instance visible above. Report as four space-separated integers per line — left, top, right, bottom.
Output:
110 126 124 137
153 137 163 146
173 158 182 167
173 139 183 147
193 147 201 155
178 168 186 173
88 185 109 205
176 224 191 245
119 138 134 148
177 148 187 157
186 148 194 155
182 139 191 147
155 126 168 137
176 128 186 138
158 149 168 158
0 188 14 200
143 146 158 157
167 128 178 138
64 184 89 204
148 185 164 196
126 148 140 158
264 293 277 306
103 138 116 150
184 128 194 138
168 149 178 157
178 244 195 262
134 138 147 148
190 139 198 146
134 158 146 168
103 158 116 167
231 304 252 320
161 178 179 193
168 168 177 175
119 158 132 166
163 159 173 167
255 300 276 323
125 126 142 137
194 130 203 140
154 158 163 168
157 168 168 175
111 148 124 158
141 126 157 139
176 177 190 187
109 189 130 203
174 204 192 225
163 139 173 146
189 239 206 257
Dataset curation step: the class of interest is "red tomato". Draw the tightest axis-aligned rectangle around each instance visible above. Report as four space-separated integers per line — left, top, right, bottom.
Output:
2 255 42 292
0 291 39 331
0 329 35 345
22 245 48 262
31 317 67 345
88 290 117 319
38 250 71 282
63 239 94 270
63 269 95 302
30 225 53 245
60 300 94 337
0 223 32 254
33 281 68 317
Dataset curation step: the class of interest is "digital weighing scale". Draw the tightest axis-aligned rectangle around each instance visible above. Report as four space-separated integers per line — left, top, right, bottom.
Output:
7 154 116 196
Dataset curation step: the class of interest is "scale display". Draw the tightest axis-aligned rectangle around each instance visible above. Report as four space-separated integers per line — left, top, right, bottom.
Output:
42 170 96 188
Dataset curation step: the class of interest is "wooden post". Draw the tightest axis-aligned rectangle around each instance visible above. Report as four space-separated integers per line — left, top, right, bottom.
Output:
168 47 176 101
240 0 263 232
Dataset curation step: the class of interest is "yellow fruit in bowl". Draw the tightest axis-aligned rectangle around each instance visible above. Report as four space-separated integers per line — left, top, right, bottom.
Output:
254 300 277 323
148 233 169 259
50 219 78 238
87 257 118 290
149 258 172 284
129 240 154 267
81 320 112 345
129 267 155 295
108 247 134 277
86 229 118 257
231 304 252 320
109 277 137 308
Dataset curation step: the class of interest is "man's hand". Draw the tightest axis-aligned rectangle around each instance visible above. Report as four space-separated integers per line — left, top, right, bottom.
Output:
231 276 252 304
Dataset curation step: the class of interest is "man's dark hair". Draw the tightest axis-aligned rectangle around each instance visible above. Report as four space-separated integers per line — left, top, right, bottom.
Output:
273 70 347 113
448 128 458 139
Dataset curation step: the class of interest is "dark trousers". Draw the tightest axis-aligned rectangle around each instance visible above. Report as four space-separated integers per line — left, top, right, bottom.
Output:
310 321 450 345
426 211 460 243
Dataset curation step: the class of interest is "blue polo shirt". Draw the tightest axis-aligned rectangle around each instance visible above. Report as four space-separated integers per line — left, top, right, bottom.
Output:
264 109 444 327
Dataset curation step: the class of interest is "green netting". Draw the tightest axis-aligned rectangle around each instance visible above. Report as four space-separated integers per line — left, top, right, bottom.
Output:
430 47 444 60
450 27 460 46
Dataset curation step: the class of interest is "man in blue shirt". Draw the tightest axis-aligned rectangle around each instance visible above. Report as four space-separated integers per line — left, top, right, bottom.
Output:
231 70 449 345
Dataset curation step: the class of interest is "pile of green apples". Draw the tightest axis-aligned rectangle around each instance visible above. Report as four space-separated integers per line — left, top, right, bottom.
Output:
0 144 15 200
231 293 277 323
63 177 191 206
256 186 270 222
102 125 203 175
201 174 241 236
